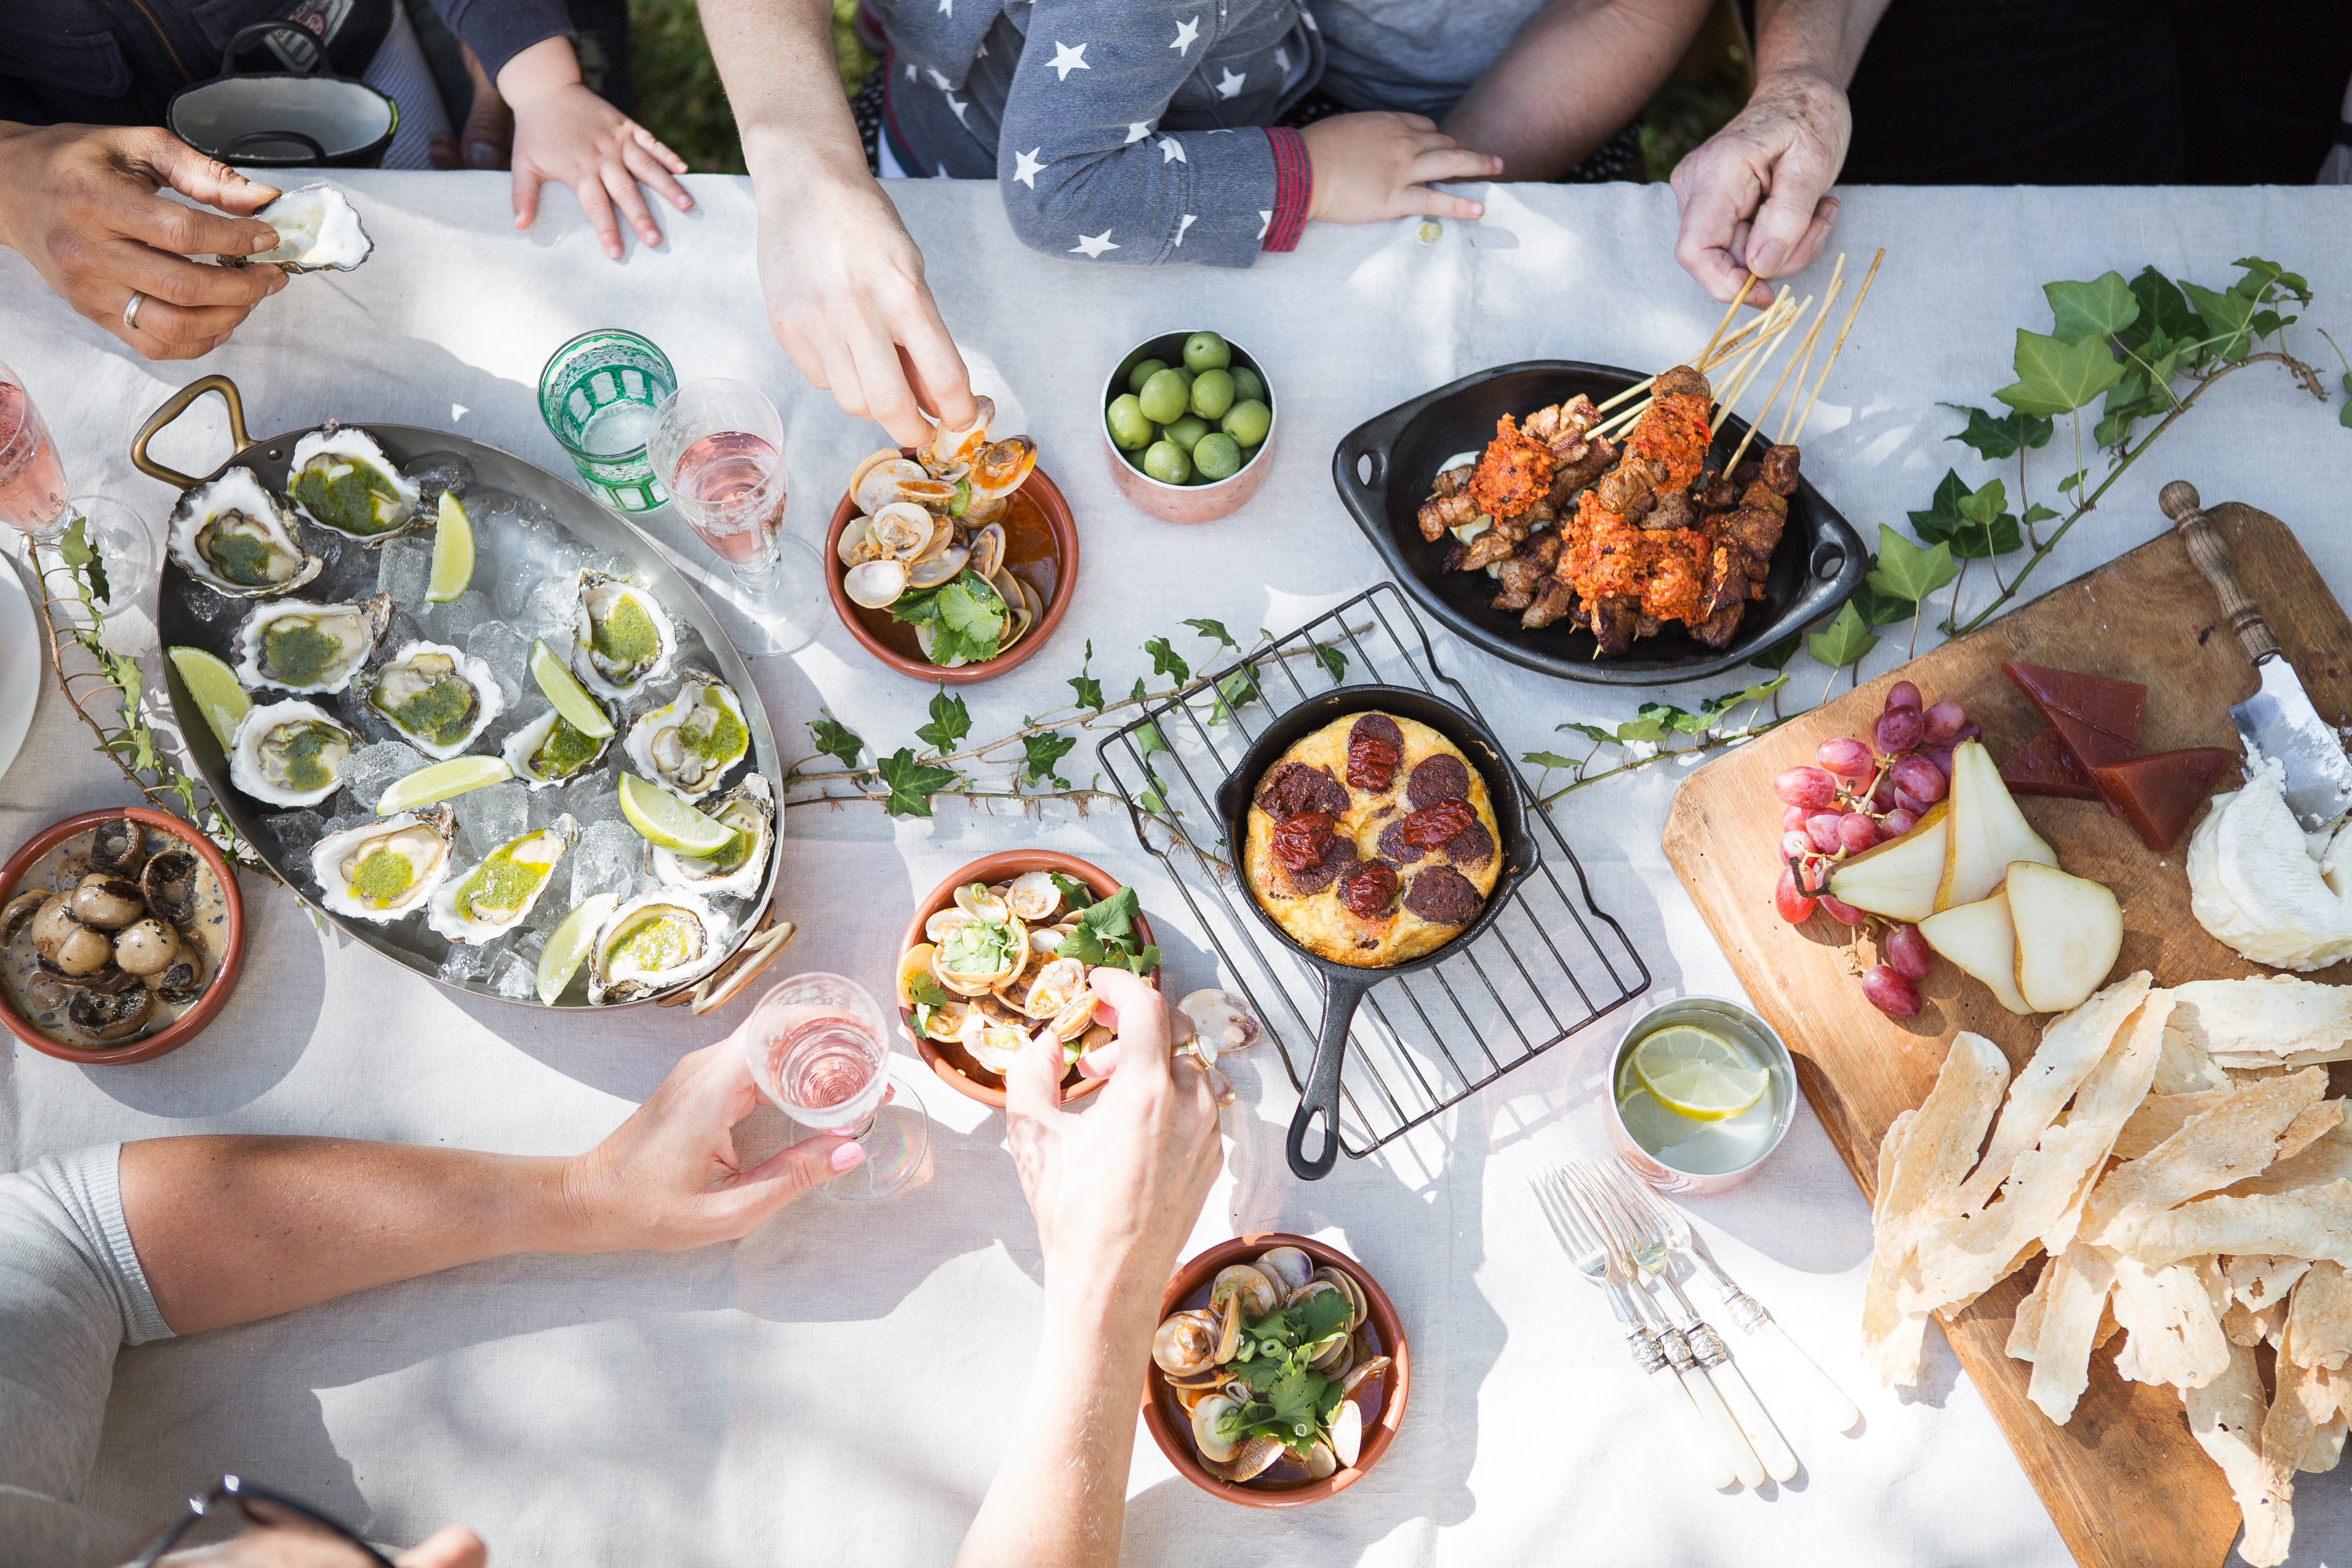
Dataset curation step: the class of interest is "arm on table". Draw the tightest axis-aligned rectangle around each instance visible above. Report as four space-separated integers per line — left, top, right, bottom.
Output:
121 1037 860 1335
700 0 975 445
1670 0 1888 304
1442 0 1713 183
955 968 1224 1568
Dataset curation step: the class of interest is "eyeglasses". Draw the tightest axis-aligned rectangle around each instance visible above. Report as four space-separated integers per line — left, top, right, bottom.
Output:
126 1475 393 1567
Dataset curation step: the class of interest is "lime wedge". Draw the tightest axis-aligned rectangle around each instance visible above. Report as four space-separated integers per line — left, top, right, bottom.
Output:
425 491 474 603
530 638 614 738
538 893 617 1004
1632 1025 1769 1123
375 755 513 814
168 646 249 749
618 771 737 854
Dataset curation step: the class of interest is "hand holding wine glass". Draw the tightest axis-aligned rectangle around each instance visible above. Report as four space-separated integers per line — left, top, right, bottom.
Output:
741 971 931 1200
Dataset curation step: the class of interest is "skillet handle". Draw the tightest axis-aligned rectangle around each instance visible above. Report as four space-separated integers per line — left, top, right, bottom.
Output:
1286 973 1369 1180
132 375 250 491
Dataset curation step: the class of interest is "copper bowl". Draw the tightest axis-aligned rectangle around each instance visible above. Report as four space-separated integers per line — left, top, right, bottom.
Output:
824 465 1079 686
897 850 1157 1109
0 807 246 1065
1101 331 1277 525
1143 1232 1410 1507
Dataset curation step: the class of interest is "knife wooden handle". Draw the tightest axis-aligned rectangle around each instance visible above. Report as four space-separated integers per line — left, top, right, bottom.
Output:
2161 480 2281 665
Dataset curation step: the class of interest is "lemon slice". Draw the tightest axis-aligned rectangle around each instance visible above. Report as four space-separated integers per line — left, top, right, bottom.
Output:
1632 1024 1768 1123
1616 1086 1705 1154
168 646 249 749
529 638 614 738
618 771 737 854
375 754 513 814
537 893 617 1004
425 491 474 603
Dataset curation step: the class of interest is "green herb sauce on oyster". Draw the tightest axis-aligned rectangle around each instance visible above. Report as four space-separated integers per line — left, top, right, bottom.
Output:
593 597 661 667
349 847 415 905
263 622 340 686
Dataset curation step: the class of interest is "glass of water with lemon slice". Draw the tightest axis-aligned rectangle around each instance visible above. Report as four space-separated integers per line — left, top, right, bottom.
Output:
1606 996 1797 1195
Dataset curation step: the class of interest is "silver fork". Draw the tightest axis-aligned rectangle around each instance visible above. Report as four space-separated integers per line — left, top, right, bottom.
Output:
1611 1168 1863 1433
1540 1167 1756 1489
1569 1162 1799 1483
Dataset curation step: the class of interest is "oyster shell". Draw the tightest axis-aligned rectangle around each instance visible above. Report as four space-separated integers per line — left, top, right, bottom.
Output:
587 889 732 1005
229 699 354 807
363 641 504 760
571 570 675 700
426 818 576 944
287 426 422 542
311 804 456 923
166 467 321 597
233 183 372 273
501 704 617 788
232 593 391 695
622 675 749 802
651 776 774 898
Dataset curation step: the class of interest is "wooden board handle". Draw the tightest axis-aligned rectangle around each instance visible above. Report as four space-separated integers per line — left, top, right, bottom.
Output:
2161 480 2281 666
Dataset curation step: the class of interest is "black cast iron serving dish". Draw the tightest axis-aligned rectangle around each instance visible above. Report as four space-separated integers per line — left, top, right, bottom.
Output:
132 375 787 1009
1331 359 1864 686
1215 685 1542 1179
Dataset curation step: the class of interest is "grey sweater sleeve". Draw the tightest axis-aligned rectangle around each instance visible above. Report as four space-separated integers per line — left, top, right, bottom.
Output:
427 0 575 84
0 1146 172 1568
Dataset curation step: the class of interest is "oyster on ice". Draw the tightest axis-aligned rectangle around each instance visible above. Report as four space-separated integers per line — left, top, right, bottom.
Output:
587 889 732 1005
287 426 422 542
228 699 353 807
233 593 391 695
311 805 456 923
501 704 616 788
167 467 321 597
363 641 504 760
623 675 749 801
232 184 373 273
571 570 675 700
651 776 774 898
426 818 576 944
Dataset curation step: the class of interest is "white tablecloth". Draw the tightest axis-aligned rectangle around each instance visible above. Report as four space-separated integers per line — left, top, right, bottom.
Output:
6 174 2352 1566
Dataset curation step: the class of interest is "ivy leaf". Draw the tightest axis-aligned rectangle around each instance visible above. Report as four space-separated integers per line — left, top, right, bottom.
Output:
1135 721 1169 761
1702 674 1789 716
915 686 971 752
1184 617 1237 650
1616 703 1701 744
1021 728 1077 787
1868 524 1959 604
1314 642 1347 682
2022 503 2060 526
1067 639 1104 713
1808 600 1880 670
1209 667 1261 725
807 709 865 770
2340 397 2352 431
1524 749 1585 770
1139 785 1177 820
1994 328 2125 416
1748 634 1801 672
1942 404 2053 461
2180 281 2256 362
1131 676 1151 705
875 747 957 818
2233 256 2311 307
1144 636 1190 683
2127 267 2205 353
1555 720 1617 745
2042 272 2139 344
58 517 110 606
1912 471 2021 558
1848 561 1914 629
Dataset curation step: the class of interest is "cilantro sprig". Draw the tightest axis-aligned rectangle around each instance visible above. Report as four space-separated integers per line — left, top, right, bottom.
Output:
1054 885 1160 976
891 570 1009 667
1212 1285 1360 1455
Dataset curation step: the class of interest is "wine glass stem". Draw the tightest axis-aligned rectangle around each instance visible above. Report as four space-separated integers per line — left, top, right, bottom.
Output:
732 554 782 593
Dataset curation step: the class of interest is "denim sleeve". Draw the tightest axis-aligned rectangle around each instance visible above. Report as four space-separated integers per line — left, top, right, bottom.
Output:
428 0 575 84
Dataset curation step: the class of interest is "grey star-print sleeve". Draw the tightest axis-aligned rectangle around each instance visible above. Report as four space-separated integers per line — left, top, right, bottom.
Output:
996 0 1319 267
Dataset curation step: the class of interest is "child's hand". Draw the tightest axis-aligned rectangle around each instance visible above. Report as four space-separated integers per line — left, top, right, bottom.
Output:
1299 112 1502 225
499 37 692 259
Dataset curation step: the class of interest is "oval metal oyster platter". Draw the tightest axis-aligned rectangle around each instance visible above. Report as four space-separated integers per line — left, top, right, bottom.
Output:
134 374 787 1009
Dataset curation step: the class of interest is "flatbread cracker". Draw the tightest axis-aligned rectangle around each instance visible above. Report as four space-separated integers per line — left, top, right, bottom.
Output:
2154 1023 2232 1095
2120 1179 2352 1268
2025 1242 2120 1424
2184 1343 2293 1568
1952 973 2152 1216
2285 1260 2352 1370
2111 1253 2231 1390
2114 1091 2230 1161
2226 1255 2313 1311
2082 1068 2329 1248
2276 1100 2345 1162
2170 975 2352 1067
2222 1130 2352 1200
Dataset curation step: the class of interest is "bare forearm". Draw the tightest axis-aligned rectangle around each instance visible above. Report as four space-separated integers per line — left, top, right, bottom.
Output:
1752 0 1893 89
1445 0 1707 181
699 0 867 187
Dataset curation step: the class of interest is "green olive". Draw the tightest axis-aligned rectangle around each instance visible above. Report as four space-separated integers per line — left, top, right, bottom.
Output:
1183 331 1232 373
1106 394 1154 451
1189 368 1235 421
1221 398 1272 448
1229 365 1266 403
1192 432 1243 481
1127 357 1169 395
1142 439 1192 485
1162 414 1211 451
1138 368 1191 424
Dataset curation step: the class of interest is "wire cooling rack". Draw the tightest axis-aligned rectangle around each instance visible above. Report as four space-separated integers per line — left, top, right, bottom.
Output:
1097 583 1650 1160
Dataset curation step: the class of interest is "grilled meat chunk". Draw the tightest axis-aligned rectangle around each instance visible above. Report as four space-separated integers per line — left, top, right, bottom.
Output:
1522 578 1576 629
1760 443 1801 496
1643 490 1698 532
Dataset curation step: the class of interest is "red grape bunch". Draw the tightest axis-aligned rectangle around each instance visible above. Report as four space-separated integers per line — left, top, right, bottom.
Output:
1768 679 1979 1019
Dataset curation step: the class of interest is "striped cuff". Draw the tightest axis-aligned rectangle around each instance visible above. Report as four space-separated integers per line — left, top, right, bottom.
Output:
1263 127 1311 252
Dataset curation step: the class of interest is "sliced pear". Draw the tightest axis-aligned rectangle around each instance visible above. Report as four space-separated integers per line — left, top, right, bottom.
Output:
1827 802 1950 923
1938 741 2058 911
2007 860 2123 1013
1918 887 2033 1014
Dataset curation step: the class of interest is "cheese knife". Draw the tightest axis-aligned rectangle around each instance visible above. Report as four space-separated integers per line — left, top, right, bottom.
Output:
2161 480 2352 829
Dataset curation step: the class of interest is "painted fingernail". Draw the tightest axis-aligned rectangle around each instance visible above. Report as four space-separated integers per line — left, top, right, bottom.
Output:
830 1141 867 1173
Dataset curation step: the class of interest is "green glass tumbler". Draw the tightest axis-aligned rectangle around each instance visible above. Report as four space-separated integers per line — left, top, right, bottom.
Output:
537 329 676 512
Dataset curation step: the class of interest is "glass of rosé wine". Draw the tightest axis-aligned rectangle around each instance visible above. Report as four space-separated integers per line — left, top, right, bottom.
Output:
741 971 931 1202
0 364 155 620
647 378 823 655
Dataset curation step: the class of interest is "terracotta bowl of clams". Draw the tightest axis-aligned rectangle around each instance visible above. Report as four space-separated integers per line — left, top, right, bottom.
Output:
0 808 245 1064
894 850 1158 1108
1144 1233 1409 1507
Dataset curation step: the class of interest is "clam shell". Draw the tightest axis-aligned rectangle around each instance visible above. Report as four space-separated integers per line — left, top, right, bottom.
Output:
968 523 1008 582
1004 870 1062 922
853 457 933 515
906 546 969 590
965 435 1038 501
844 558 908 610
836 514 885 567
870 501 936 559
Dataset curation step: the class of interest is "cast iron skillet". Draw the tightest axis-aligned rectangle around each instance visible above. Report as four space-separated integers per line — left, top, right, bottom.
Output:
1331 359 1864 686
1215 685 1542 1179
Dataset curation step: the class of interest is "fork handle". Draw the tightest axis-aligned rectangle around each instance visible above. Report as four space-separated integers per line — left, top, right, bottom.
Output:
1647 1359 1738 1489
1702 1355 1801 1483
1676 1361 1768 1488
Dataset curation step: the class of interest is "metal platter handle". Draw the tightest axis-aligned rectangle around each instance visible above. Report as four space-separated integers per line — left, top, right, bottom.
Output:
131 374 251 491
658 918 797 1016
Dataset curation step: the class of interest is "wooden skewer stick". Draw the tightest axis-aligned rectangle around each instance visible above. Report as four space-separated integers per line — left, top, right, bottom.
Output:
1710 292 1809 437
1788 249 1884 447
1770 254 1848 446
1727 278 1839 472
1693 289 1794 408
1695 270 1760 365
1592 294 1800 443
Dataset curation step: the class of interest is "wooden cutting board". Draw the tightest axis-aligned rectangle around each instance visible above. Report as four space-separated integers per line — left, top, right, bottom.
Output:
1662 504 2352 1568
